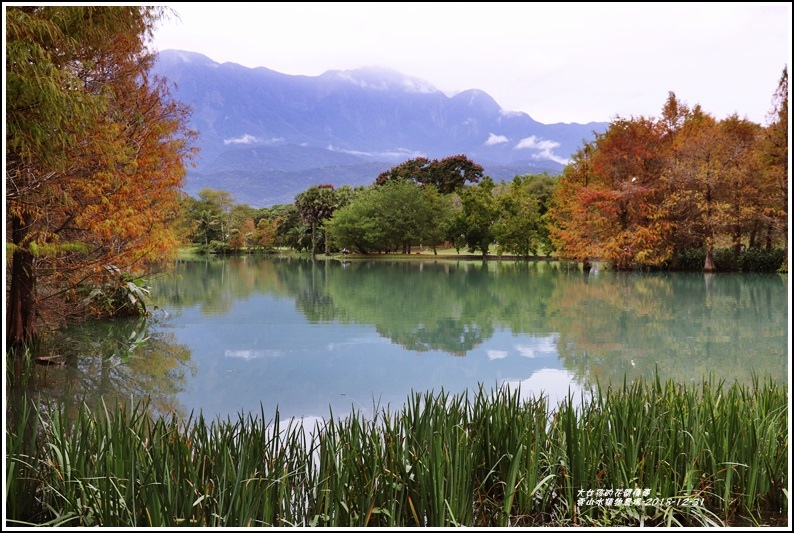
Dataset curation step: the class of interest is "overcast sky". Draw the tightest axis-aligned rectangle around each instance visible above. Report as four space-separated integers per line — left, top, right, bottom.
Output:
152 2 791 126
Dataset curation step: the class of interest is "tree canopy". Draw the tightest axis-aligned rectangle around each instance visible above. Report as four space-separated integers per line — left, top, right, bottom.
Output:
295 184 343 259
6 6 197 344
375 154 484 194
546 79 788 272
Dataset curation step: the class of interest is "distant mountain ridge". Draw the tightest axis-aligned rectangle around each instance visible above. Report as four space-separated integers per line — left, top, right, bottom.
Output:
153 50 608 207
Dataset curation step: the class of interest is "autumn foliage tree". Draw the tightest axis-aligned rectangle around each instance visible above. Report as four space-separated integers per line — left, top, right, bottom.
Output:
6 6 197 344
547 81 788 272
547 114 674 269
256 217 280 251
662 110 764 270
756 68 789 266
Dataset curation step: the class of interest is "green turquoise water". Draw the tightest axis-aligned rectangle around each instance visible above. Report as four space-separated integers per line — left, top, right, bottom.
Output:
23 257 789 422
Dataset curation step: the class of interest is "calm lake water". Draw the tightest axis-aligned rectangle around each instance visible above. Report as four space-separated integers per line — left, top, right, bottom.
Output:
20 256 789 423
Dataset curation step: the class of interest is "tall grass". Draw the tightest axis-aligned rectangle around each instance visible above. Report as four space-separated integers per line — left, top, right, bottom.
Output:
5 375 788 527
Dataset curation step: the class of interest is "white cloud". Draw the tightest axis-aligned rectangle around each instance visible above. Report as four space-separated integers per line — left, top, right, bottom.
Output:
332 71 385 90
223 133 260 145
487 349 509 360
514 335 559 358
327 144 425 161
327 336 391 351
224 349 284 359
485 133 509 146
502 368 587 408
499 109 523 118
514 135 570 165
223 134 284 146
329 69 437 93
514 135 559 151
400 78 438 94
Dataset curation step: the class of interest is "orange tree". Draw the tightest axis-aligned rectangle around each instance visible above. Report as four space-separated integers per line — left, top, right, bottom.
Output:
662 109 763 271
6 6 197 344
755 68 788 265
547 85 786 271
547 113 672 270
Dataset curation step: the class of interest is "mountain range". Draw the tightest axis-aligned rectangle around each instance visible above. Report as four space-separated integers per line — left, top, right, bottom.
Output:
153 50 609 207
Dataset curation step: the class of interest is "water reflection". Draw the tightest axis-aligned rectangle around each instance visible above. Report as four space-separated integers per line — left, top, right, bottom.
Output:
548 271 789 388
11 316 195 420
18 257 787 423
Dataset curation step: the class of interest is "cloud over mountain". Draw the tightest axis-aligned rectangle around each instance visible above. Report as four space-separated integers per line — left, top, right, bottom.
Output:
153 50 607 206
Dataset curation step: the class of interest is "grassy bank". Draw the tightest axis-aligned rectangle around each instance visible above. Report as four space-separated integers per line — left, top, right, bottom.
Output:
6 376 788 527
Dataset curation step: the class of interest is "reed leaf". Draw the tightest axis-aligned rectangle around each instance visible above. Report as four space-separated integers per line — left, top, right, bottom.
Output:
5 373 787 527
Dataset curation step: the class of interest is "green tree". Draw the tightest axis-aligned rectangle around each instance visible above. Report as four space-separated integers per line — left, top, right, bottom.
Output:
456 177 499 257
295 185 339 259
493 177 544 257
180 189 235 252
522 173 557 254
327 181 450 255
194 207 222 251
326 190 385 254
374 180 430 253
375 154 484 194
230 204 257 234
273 204 309 251
419 184 455 254
198 188 235 245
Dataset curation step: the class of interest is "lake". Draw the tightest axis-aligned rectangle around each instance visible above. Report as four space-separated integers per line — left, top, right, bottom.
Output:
18 256 789 423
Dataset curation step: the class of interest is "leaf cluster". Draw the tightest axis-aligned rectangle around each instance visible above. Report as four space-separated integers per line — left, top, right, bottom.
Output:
5 6 197 340
547 76 788 271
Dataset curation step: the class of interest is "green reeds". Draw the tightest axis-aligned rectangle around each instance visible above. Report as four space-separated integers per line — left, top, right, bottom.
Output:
544 374 788 526
5 373 788 527
5 393 45 525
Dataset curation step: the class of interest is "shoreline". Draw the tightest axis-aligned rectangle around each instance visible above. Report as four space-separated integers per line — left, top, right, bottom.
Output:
332 252 558 262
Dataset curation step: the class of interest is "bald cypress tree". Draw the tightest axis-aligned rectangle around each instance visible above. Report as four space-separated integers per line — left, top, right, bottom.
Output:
6 6 197 345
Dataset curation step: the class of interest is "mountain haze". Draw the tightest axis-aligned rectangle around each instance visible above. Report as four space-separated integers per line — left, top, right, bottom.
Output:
154 50 608 206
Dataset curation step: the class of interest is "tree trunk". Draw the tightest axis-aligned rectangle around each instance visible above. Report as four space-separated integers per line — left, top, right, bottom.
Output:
749 221 758 249
310 222 317 260
732 231 742 259
703 247 716 272
6 213 37 346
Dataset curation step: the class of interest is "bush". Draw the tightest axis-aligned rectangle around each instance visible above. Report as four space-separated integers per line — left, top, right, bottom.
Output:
673 247 786 272
673 248 706 271
740 247 786 272
78 266 152 318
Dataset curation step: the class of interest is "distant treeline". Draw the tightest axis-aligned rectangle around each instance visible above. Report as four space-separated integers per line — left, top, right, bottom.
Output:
179 74 788 276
